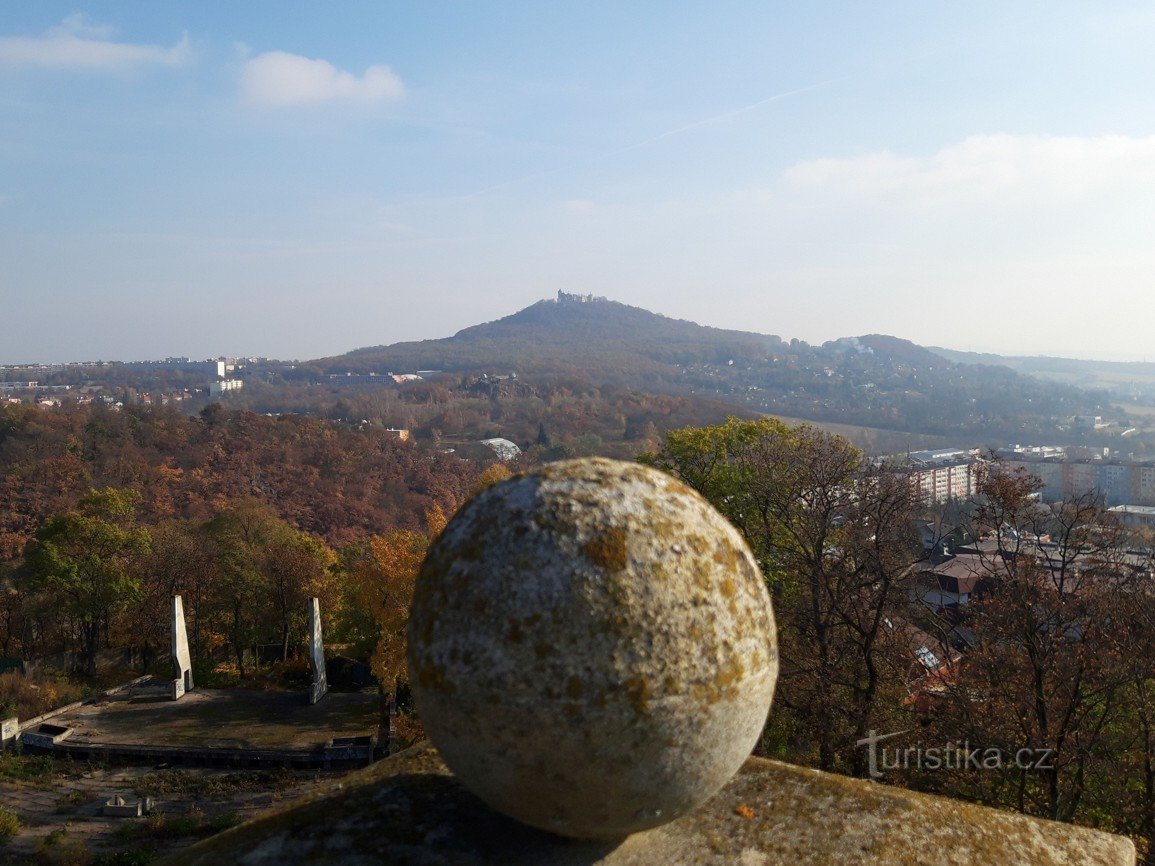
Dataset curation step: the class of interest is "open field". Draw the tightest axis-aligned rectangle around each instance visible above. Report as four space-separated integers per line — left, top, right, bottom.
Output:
766 415 957 455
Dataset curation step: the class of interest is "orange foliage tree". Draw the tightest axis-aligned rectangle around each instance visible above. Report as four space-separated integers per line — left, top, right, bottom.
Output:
347 528 430 696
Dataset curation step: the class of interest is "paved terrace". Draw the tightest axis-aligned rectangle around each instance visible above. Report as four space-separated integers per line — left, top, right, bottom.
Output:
35 680 381 754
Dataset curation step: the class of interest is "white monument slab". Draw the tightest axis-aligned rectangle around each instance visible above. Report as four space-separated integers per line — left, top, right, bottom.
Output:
171 595 193 700
308 597 328 705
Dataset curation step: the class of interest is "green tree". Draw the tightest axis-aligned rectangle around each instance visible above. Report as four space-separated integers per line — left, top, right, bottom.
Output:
642 417 787 537
644 418 919 774
203 501 336 677
24 488 150 676
132 519 219 670
203 501 283 679
265 530 336 661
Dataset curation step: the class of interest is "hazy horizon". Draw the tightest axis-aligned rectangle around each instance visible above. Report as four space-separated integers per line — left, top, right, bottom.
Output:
5 3 1155 364
3 292 1155 367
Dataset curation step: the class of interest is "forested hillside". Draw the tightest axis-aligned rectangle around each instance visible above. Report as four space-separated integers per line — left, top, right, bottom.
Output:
0 403 477 555
931 345 1155 403
315 294 1116 442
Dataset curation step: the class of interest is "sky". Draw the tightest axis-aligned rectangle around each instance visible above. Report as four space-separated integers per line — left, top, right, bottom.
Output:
4 2 1155 363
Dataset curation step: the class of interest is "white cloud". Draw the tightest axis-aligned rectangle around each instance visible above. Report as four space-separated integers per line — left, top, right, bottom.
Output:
783 133 1155 207
762 132 1155 357
0 14 191 70
240 51 403 107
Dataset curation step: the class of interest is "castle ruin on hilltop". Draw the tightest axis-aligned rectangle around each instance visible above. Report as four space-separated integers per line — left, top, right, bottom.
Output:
556 290 607 304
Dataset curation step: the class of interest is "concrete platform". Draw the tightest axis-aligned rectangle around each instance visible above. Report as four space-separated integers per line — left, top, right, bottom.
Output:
21 680 382 768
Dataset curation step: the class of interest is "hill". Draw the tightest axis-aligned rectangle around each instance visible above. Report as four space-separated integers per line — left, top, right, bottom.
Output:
929 346 1155 404
329 292 782 389
314 293 1117 442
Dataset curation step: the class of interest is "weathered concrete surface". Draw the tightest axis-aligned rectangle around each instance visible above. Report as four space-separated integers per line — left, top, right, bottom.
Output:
102 794 152 817
308 597 328 706
160 742 1136 865
20 722 73 748
38 682 379 750
1 715 20 749
172 595 193 700
407 458 777 838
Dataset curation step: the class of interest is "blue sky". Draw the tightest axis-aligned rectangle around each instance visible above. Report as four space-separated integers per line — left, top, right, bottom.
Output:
4 2 1155 362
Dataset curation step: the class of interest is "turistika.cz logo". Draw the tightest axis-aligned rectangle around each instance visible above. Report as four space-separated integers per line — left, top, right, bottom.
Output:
855 729 1056 780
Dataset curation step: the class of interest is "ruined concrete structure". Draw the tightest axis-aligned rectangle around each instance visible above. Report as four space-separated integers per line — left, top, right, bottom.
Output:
0 716 17 750
170 595 193 700
308 597 328 706
103 795 153 818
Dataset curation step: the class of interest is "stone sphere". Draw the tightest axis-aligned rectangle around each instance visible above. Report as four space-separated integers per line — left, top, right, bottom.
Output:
406 457 777 839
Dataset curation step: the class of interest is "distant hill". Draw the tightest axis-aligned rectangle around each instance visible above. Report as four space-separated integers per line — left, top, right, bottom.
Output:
929 346 1155 403
313 293 1118 442
329 292 782 388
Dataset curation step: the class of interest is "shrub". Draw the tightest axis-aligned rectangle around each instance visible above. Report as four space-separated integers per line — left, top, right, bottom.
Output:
0 806 21 840
0 752 55 784
114 805 241 842
55 789 87 814
135 768 296 798
92 850 154 866
34 831 91 866
0 672 86 721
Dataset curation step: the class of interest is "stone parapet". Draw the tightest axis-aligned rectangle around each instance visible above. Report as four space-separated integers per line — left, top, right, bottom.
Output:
160 742 1135 865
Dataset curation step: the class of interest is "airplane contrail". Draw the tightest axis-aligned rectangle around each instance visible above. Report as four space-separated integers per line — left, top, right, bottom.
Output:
604 79 837 157
464 79 837 198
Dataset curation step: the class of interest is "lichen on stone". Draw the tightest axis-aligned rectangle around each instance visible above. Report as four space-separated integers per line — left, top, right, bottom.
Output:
581 526 629 571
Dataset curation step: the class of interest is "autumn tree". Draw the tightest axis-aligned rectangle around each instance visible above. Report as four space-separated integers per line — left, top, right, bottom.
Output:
1110 583 1155 863
344 530 429 695
265 530 336 661
23 488 150 676
136 520 218 665
201 501 334 677
644 418 920 774
339 499 468 699
470 463 512 499
926 464 1136 823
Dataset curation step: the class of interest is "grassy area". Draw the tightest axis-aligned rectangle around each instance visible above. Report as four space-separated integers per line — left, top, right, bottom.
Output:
134 769 298 799
53 790 88 816
111 806 241 845
34 826 158 865
25 803 243 864
765 414 956 455
0 673 87 721
0 752 56 785
0 754 108 791
0 807 20 841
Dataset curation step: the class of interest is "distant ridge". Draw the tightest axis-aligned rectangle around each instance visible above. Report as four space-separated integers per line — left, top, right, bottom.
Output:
929 346 1155 402
313 294 1114 440
335 291 783 377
